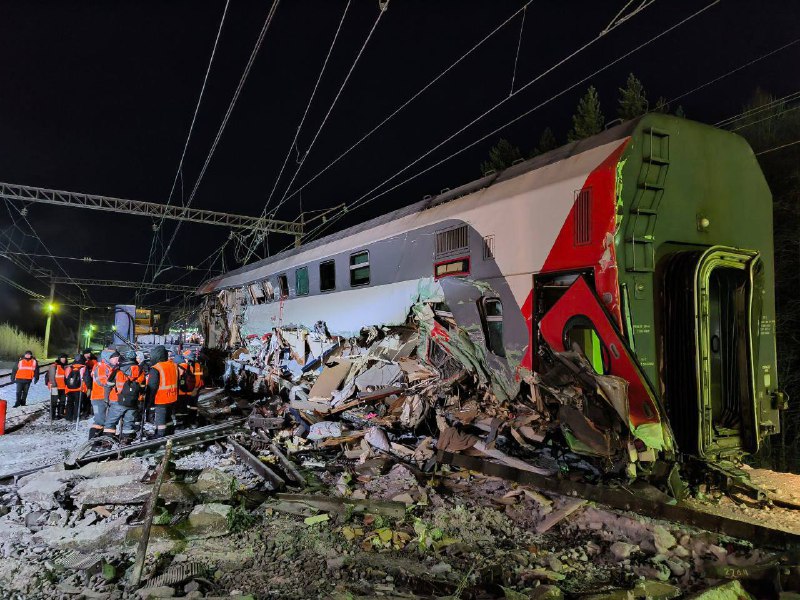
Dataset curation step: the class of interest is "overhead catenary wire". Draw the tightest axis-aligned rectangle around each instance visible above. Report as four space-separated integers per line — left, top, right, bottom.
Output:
293 0 720 251
148 0 282 285
755 138 800 156
259 0 353 221
240 0 390 265
667 37 800 106
141 0 232 286
715 89 800 128
509 4 527 96
729 103 800 132
254 0 535 241
0 251 220 271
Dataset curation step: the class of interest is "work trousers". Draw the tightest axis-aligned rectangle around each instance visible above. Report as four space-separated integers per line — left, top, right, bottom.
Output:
14 380 32 407
91 399 107 430
153 403 175 435
65 391 83 421
50 389 66 419
103 402 137 436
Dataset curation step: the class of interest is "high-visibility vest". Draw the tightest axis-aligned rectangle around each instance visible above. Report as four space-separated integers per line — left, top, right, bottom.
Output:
15 358 36 380
85 358 97 378
178 361 204 396
90 363 112 400
152 361 178 405
65 365 87 393
52 364 67 390
111 364 143 402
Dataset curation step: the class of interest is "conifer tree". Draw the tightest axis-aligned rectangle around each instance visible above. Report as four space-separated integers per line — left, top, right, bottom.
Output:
618 73 647 120
568 86 604 142
480 138 522 174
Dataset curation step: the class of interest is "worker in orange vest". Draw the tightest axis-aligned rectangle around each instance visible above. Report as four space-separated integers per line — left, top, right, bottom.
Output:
64 355 88 422
146 345 178 438
178 349 205 428
45 354 69 419
11 350 39 408
103 350 144 444
88 351 120 439
81 348 97 418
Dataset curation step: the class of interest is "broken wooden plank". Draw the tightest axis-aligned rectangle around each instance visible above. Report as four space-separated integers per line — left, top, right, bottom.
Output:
328 386 404 416
535 498 587 534
128 440 173 588
268 442 306 486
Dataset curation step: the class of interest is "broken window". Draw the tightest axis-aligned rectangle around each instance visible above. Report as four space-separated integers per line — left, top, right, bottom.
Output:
480 297 505 357
563 315 608 374
483 235 495 260
435 257 470 279
350 251 370 287
263 280 275 302
320 260 336 292
278 274 289 298
296 266 309 296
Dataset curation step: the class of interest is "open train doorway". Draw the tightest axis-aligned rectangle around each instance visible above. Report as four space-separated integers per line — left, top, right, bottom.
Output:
661 246 761 458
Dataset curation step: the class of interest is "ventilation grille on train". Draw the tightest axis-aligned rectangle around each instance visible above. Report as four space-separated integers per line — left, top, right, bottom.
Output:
574 189 591 246
436 225 469 256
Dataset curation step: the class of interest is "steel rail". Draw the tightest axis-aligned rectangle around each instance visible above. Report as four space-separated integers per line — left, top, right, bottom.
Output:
437 451 800 551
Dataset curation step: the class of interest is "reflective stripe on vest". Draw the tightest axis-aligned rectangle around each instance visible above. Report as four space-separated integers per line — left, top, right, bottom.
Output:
16 359 35 380
90 363 112 400
153 361 178 405
54 365 67 390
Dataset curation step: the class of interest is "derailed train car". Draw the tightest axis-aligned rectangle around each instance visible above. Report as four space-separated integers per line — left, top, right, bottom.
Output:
199 113 784 475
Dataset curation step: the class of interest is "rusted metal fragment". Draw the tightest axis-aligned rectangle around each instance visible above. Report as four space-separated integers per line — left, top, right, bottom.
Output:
230 439 285 490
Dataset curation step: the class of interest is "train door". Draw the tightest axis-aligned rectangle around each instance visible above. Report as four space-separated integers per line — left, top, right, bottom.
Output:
661 247 761 458
534 271 672 452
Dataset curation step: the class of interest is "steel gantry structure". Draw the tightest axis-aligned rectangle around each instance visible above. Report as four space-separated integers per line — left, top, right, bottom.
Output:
0 181 305 238
51 277 197 294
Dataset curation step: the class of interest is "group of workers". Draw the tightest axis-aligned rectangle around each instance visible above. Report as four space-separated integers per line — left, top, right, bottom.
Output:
11 345 205 444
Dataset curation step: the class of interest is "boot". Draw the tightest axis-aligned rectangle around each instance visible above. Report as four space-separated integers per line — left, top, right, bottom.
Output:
50 398 57 420
88 427 101 440
153 428 166 439
120 433 135 446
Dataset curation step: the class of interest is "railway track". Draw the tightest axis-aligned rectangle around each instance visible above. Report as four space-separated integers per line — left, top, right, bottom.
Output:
437 450 800 552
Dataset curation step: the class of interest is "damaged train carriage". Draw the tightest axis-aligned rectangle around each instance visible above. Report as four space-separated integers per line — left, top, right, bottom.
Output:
198 113 783 477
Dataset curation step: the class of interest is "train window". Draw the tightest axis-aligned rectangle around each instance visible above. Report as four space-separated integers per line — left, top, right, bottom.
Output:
263 280 275 302
435 224 469 257
350 251 370 286
295 266 309 296
320 260 336 292
278 274 289 299
483 235 495 260
435 257 470 279
563 315 608 374
480 297 505 357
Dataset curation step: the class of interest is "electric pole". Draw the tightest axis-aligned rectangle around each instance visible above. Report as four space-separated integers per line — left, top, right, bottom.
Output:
43 280 55 358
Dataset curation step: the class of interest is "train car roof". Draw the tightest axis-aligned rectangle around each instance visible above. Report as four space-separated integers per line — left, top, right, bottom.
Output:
199 117 642 294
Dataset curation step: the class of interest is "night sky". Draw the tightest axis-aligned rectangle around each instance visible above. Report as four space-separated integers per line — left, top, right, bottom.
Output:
0 0 798 350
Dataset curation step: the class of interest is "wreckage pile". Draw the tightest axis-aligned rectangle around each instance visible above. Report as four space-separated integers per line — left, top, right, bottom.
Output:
0 317 798 597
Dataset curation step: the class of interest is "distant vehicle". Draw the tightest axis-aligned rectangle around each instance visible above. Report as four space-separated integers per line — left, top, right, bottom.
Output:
199 113 784 463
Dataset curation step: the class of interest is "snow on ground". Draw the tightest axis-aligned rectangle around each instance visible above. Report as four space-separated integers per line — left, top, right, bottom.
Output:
0 377 92 476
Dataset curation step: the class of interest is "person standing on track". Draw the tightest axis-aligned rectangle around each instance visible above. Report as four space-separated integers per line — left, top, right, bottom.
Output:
103 350 144 444
178 349 204 428
81 348 97 418
88 351 119 439
45 354 69 419
64 355 87 422
146 345 178 438
11 350 39 408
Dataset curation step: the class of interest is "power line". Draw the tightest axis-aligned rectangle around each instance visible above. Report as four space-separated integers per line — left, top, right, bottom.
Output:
756 138 800 156
668 37 800 106
295 0 719 250
142 0 232 284
258 0 535 238
241 0 390 265
729 103 800 132
260 0 352 219
0 250 221 271
509 4 527 96
148 0 282 285
715 89 800 128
